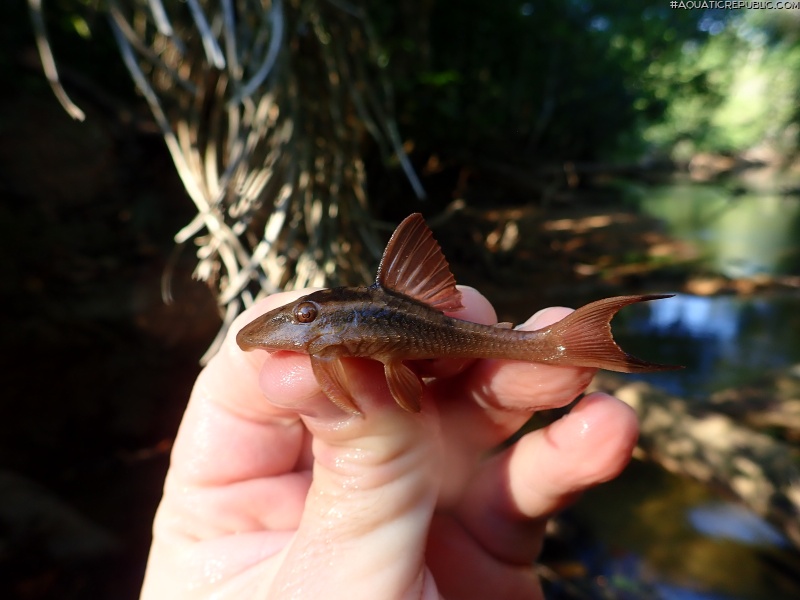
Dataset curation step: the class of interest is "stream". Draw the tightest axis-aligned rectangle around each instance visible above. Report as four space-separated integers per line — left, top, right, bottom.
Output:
569 178 800 599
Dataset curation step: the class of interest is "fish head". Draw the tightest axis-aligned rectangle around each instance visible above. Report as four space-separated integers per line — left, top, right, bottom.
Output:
235 289 351 354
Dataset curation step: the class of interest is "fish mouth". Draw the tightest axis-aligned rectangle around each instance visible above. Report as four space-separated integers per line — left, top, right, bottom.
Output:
235 318 321 354
235 319 264 351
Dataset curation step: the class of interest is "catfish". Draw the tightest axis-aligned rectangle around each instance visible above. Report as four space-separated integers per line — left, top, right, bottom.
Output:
237 213 679 414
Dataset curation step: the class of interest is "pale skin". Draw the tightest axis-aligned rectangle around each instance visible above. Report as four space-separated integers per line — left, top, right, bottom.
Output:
140 286 639 599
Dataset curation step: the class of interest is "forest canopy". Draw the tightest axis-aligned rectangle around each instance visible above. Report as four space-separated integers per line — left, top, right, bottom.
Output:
23 1 800 166
370 1 800 163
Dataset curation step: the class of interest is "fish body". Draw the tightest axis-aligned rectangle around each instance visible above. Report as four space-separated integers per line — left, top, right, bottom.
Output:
237 213 680 414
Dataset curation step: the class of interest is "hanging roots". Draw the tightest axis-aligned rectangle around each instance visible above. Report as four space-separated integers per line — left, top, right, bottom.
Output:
30 0 424 361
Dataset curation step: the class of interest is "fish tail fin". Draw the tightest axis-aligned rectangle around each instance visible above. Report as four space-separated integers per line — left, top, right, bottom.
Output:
541 294 682 373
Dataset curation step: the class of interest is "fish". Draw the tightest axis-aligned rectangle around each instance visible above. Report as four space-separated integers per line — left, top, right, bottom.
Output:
237 213 680 415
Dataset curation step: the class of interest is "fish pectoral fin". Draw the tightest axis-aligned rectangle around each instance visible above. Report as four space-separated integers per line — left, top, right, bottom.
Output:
310 355 362 416
495 322 514 329
374 213 464 312
384 361 423 413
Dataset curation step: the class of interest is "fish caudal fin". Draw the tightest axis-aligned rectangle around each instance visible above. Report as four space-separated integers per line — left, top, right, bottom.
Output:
542 294 681 373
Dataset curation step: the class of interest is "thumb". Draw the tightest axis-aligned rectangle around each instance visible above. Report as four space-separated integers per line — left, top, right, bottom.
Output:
258 353 442 599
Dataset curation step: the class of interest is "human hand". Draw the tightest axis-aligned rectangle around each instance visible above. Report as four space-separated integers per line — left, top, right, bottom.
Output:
140 286 638 599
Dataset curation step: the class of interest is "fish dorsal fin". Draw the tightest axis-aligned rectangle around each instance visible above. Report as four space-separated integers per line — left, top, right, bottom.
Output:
375 213 464 312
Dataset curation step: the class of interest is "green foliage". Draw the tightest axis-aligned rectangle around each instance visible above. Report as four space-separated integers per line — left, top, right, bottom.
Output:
644 13 800 157
377 1 800 163
385 0 712 161
25 0 800 168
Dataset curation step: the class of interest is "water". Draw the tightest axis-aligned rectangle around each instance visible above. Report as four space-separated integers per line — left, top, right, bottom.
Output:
687 502 789 548
574 461 800 600
618 179 800 395
638 182 800 278
568 178 800 600
618 292 800 398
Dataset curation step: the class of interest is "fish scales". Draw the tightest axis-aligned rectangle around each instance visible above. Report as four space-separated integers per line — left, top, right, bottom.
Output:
237 214 681 414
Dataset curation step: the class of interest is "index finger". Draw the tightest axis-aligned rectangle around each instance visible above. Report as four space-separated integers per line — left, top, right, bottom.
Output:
168 290 311 488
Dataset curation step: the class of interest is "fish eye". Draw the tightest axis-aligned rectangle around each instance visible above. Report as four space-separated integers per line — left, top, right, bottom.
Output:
293 301 318 324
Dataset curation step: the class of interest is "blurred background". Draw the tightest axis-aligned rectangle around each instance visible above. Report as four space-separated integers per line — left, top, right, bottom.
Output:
3 1 800 598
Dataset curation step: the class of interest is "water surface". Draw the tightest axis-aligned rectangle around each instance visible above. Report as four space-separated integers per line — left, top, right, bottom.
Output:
569 178 800 600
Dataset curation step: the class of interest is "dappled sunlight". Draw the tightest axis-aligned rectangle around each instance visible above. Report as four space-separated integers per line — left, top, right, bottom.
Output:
541 213 633 233
13 0 800 598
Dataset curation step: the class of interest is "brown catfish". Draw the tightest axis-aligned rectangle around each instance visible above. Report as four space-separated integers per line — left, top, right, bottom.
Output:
237 213 680 414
